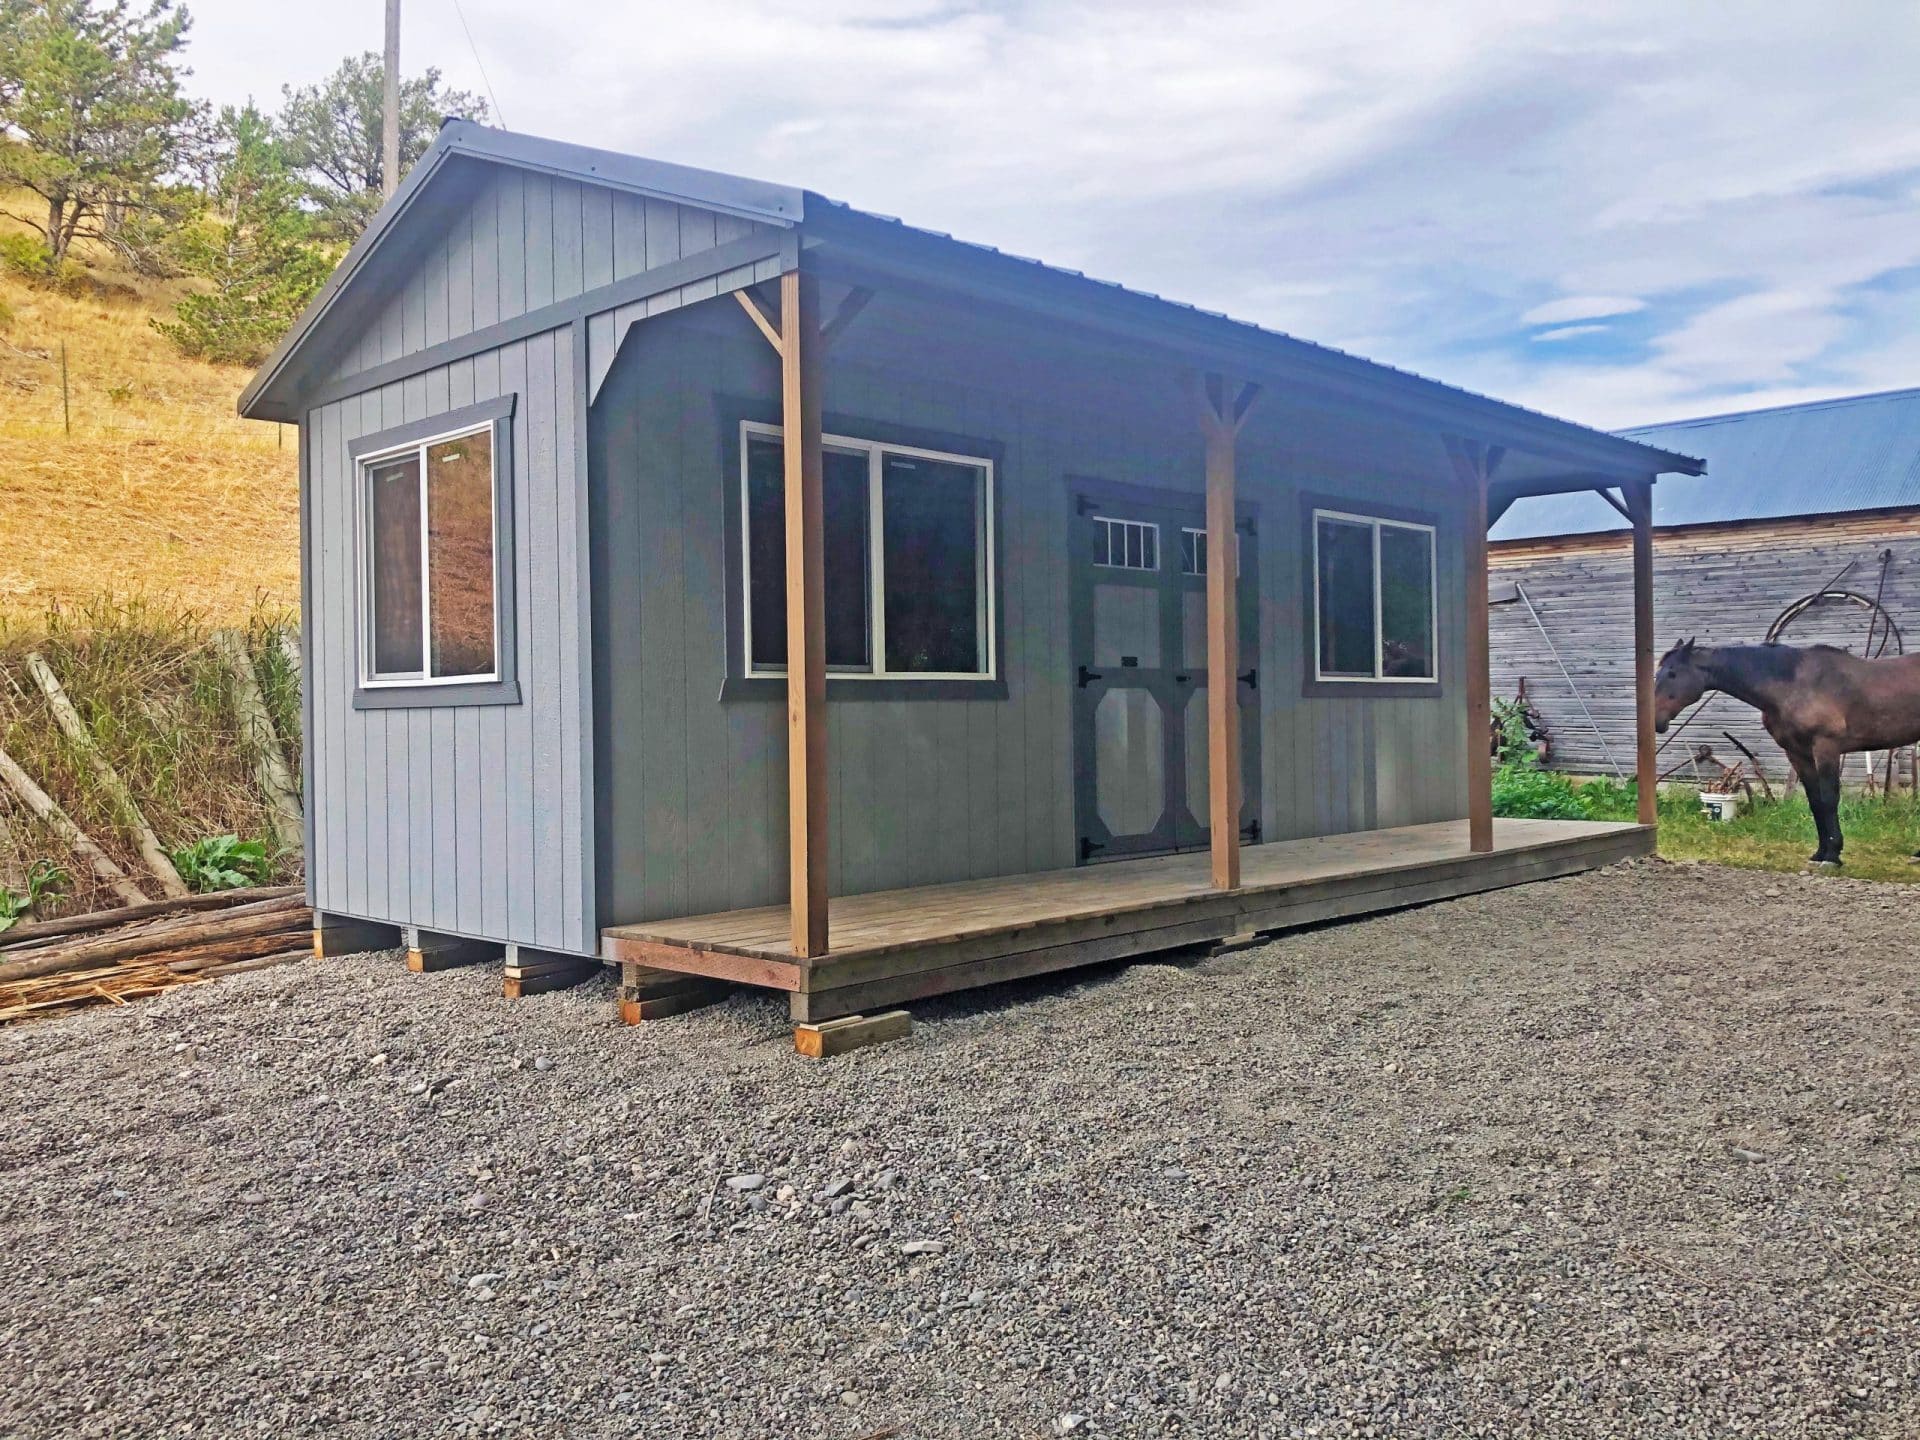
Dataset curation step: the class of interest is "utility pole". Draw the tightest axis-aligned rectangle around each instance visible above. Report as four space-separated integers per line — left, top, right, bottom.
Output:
382 0 401 199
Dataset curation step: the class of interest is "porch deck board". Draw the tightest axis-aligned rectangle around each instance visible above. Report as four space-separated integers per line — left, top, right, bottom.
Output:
602 818 1653 1018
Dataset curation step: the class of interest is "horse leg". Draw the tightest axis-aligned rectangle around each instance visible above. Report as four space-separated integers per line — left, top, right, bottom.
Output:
1785 750 1834 862
1812 748 1846 865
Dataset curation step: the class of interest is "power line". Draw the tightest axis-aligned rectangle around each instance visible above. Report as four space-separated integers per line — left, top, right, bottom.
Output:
448 0 507 127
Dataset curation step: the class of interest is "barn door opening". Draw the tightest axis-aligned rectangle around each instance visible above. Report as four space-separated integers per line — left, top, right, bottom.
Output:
1070 484 1260 863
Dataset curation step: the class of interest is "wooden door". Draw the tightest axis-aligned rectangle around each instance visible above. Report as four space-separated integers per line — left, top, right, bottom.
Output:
1070 485 1260 862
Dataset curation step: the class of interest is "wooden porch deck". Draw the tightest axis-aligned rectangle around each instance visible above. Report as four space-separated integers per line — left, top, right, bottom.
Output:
602 817 1654 1022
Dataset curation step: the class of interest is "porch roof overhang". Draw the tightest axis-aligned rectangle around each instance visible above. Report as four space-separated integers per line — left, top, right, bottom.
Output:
241 122 1705 507
796 201 1705 498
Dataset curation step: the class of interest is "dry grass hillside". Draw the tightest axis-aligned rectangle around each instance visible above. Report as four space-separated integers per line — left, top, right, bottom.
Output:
0 205 299 626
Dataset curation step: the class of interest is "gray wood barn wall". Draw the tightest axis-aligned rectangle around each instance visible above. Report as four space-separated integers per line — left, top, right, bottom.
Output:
591 297 1472 926
303 166 786 955
1490 512 1920 782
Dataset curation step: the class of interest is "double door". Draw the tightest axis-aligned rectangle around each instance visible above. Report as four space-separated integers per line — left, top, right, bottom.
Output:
1070 485 1260 862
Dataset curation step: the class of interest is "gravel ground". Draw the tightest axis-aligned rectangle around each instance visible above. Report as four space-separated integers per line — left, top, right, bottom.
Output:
3 858 1917 1440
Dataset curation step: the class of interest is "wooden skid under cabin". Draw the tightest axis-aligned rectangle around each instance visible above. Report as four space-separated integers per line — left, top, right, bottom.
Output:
605 818 1653 1022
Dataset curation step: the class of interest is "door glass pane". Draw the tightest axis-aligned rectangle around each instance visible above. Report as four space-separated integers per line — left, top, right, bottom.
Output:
426 431 495 678
1095 687 1164 838
882 454 984 673
1316 517 1376 677
1379 525 1434 678
745 437 871 670
368 453 423 675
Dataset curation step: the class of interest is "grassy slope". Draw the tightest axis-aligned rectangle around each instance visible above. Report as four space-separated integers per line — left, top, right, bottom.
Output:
0 208 298 625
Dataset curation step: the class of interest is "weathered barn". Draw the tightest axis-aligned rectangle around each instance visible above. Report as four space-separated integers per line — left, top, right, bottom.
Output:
240 121 1700 1031
1491 387 1920 785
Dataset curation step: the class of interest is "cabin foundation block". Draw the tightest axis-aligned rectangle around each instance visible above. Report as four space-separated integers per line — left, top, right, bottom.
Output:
616 963 728 1024
405 927 499 973
503 944 600 999
312 912 403 959
795 1011 912 1059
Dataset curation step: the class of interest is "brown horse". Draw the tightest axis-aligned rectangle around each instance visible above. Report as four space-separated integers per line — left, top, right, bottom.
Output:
1654 639 1920 864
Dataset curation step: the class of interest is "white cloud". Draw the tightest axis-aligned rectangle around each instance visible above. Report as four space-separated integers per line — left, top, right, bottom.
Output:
1521 297 1646 327
1532 324 1610 342
174 0 1920 433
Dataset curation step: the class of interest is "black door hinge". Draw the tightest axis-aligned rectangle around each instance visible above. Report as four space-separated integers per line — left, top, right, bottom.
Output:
1238 668 1258 691
1241 819 1262 844
1079 836 1105 862
1077 665 1103 688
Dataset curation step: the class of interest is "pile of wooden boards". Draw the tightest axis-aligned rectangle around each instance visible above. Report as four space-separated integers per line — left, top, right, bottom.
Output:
0 886 311 1023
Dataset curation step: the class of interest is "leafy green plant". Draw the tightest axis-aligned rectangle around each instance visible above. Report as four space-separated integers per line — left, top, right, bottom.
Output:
169 833 269 892
1491 763 1592 820
0 859 71 933
1488 693 1643 821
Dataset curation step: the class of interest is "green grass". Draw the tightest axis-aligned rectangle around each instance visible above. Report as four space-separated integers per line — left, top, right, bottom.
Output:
1654 789 1920 882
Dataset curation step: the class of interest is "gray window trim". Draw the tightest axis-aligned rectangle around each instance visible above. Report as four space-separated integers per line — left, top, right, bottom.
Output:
1298 488 1446 700
715 396 1009 704
350 394 522 710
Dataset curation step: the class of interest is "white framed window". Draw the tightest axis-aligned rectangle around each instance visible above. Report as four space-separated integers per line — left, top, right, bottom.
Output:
1094 516 1159 571
1311 508 1437 683
740 422 996 680
359 421 501 687
1179 526 1241 578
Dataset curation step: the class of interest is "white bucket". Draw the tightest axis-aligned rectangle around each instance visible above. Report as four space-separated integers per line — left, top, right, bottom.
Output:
1699 791 1744 822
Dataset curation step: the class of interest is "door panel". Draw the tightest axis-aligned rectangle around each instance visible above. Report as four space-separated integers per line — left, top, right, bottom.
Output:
1071 486 1260 863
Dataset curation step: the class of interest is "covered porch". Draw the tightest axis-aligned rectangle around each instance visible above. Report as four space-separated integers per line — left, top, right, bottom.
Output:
605 816 1654 1022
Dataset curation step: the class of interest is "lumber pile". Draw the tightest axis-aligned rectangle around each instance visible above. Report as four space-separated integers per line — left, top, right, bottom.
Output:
0 886 310 1023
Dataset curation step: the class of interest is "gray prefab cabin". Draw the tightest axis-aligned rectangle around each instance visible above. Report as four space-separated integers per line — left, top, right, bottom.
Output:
242 122 1700 1020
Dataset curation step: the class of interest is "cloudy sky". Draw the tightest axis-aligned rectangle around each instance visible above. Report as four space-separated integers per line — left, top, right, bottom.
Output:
184 0 1920 428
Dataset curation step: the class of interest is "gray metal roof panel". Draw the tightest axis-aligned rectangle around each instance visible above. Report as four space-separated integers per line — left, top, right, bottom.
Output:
238 121 1704 482
1490 386 1920 541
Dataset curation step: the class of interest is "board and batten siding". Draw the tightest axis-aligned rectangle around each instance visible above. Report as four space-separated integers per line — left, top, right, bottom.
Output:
303 167 794 953
1490 511 1920 781
306 334 588 952
325 158 783 386
592 299 1471 927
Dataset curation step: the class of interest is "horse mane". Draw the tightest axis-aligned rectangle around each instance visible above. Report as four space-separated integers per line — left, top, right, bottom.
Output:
1711 642 1849 682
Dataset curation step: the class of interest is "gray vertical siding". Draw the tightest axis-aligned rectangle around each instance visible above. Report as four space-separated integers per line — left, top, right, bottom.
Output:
305 166 796 953
592 299 1472 927
308 332 589 952
329 159 782 388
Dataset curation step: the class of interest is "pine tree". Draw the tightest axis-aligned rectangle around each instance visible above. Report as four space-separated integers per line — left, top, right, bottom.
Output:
277 52 487 242
0 0 200 262
153 104 332 366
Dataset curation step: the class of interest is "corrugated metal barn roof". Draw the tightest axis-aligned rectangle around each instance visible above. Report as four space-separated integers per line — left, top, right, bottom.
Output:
1492 385 1920 541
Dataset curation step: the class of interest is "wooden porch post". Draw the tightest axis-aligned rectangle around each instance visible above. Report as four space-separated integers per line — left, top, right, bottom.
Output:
1626 476 1658 826
1191 373 1260 891
735 275 875 959
780 270 829 957
1446 437 1505 854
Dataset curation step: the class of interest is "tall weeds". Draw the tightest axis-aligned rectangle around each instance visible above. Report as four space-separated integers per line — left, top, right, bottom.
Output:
0 596 302 916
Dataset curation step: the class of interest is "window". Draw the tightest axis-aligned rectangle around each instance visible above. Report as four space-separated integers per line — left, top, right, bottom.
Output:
1312 509 1436 682
1179 527 1240 577
1095 516 1159 571
742 424 995 679
361 423 500 685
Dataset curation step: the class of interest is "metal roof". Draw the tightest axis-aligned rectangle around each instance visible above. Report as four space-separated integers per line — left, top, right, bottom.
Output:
240 122 1701 485
1491 385 1920 541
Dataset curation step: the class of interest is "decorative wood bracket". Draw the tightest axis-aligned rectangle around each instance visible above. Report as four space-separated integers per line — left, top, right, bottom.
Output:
737 282 875 359
1187 370 1262 440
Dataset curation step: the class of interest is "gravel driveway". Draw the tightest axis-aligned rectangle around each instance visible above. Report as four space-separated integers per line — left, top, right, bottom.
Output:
3 859 1916 1439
